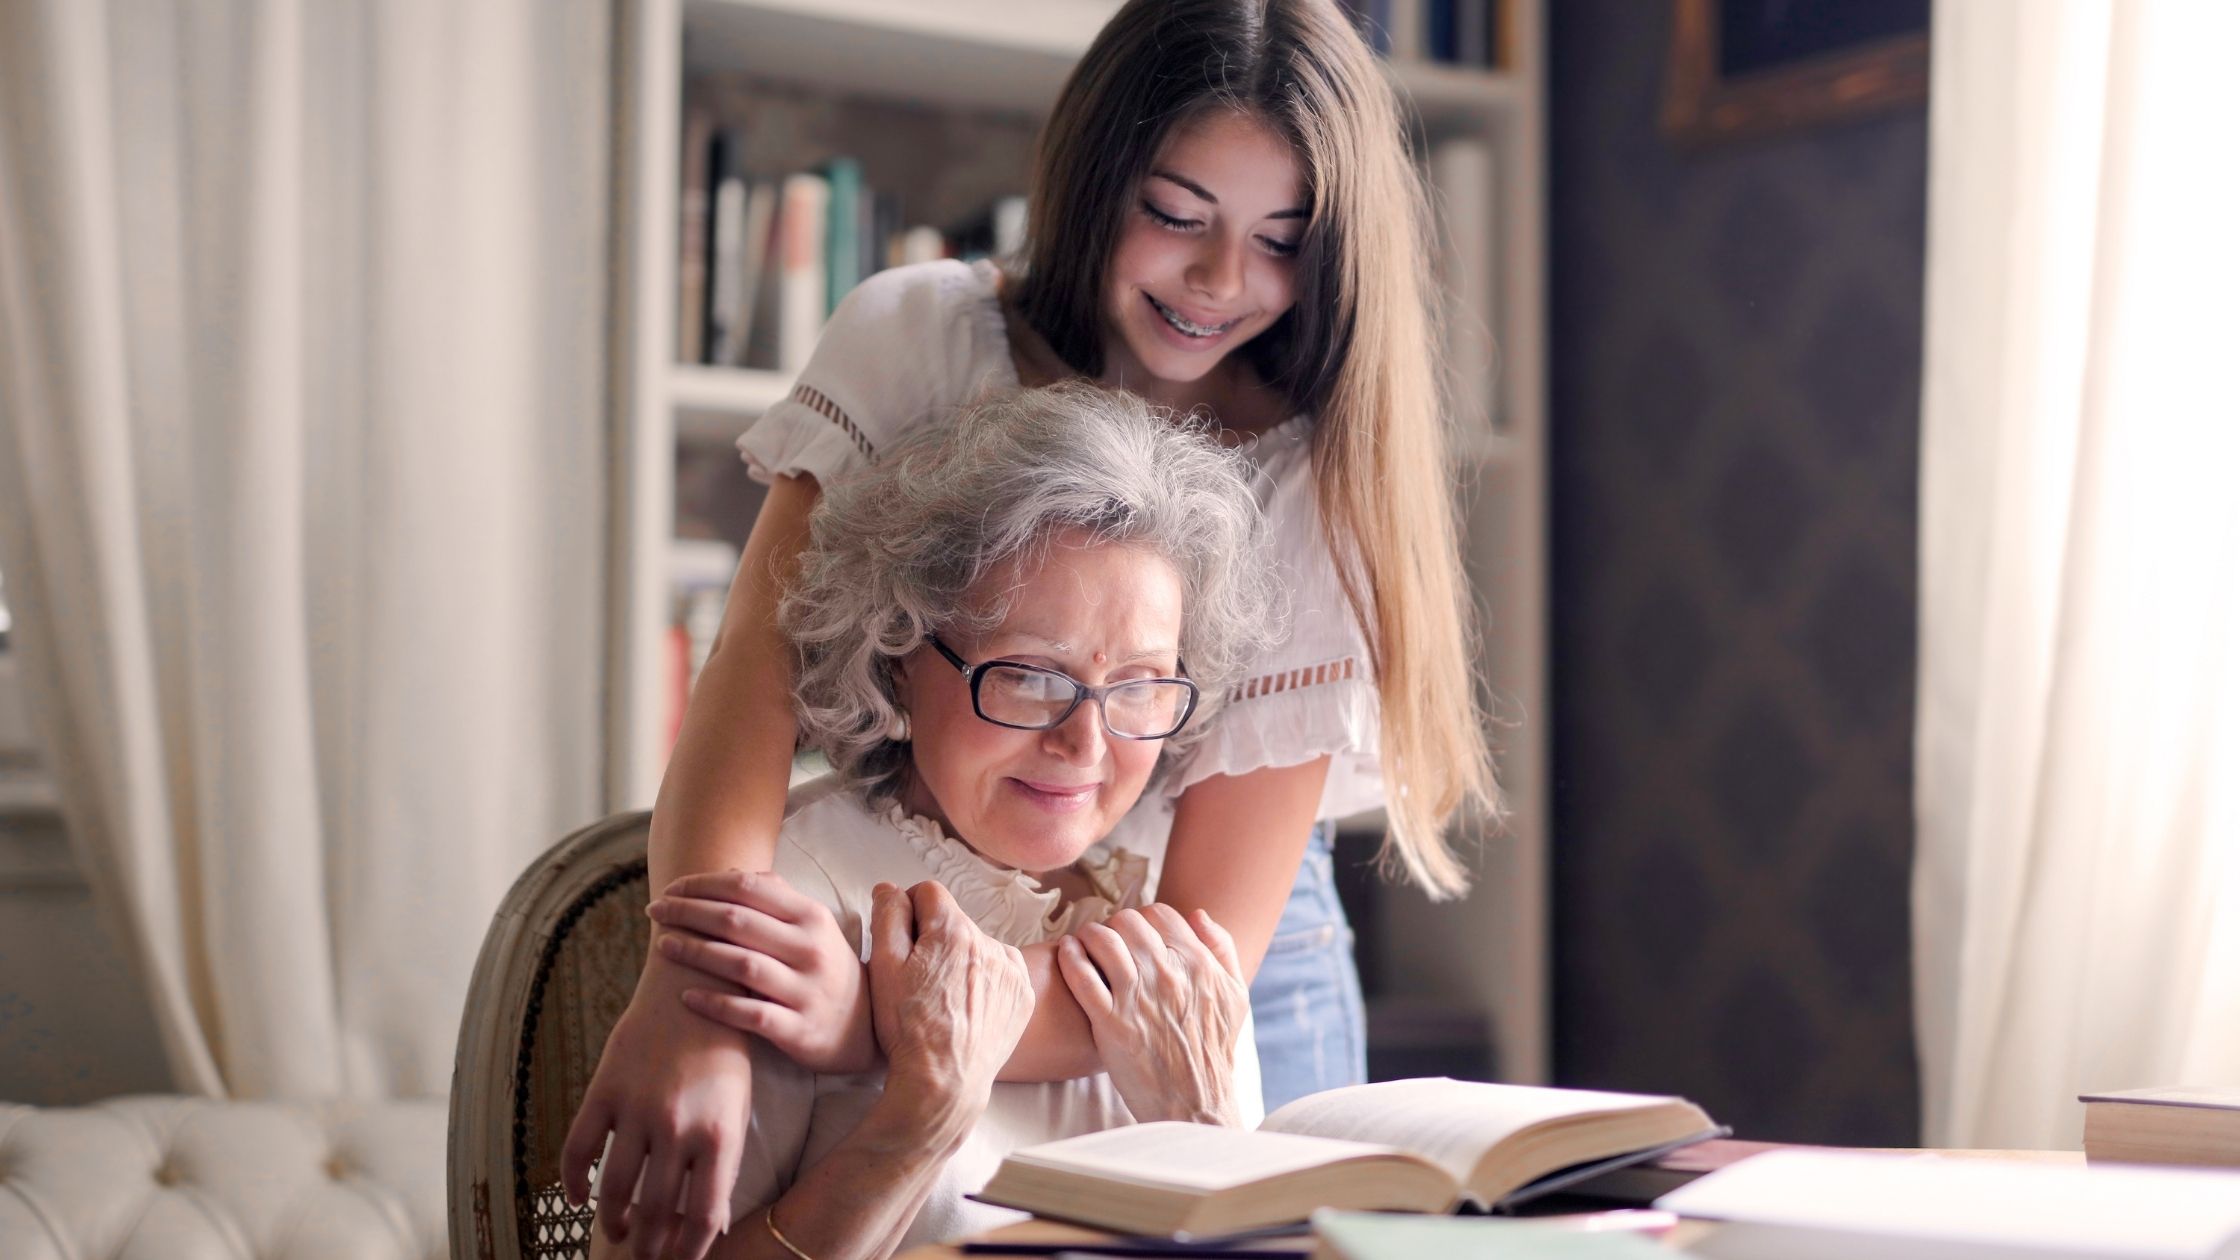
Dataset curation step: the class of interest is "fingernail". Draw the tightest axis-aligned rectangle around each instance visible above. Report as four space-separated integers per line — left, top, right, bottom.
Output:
647 899 672 920
656 935 682 956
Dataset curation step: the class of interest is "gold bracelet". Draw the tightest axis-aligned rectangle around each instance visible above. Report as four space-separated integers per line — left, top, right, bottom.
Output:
764 1205 816 1260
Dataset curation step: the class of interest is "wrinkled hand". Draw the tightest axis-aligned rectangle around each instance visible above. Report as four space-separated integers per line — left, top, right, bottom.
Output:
1057 904 1249 1126
650 870 877 1074
868 881 1035 1122
560 964 751 1260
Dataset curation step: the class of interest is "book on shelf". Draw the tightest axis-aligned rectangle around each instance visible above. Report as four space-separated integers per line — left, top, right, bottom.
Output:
1340 0 1505 67
1656 1148 2240 1260
707 130 778 369
674 136 1026 373
772 171 830 374
676 101 716 365
973 1077 1721 1237
821 156 862 319
2080 1085 2240 1169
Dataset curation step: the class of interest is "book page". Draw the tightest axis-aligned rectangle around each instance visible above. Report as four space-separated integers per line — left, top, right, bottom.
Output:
1261 1079 1679 1183
1008 1121 1420 1193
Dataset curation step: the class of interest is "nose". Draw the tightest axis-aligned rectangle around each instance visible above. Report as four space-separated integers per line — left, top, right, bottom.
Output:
1041 697 1108 766
1187 233 1246 304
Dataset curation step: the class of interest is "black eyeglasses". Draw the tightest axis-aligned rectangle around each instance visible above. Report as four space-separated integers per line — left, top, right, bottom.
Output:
925 635 1200 740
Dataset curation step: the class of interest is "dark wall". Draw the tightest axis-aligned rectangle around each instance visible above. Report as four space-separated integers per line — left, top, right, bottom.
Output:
1547 4 1924 1145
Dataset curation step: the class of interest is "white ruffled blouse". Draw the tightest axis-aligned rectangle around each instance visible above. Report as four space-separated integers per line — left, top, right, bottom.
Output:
736 259 1385 827
728 779 1264 1249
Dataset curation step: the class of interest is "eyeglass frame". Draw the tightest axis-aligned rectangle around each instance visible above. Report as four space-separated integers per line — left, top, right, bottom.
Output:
922 634 1201 740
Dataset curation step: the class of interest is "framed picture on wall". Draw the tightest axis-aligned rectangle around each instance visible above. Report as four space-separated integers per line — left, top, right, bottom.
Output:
1663 0 1930 144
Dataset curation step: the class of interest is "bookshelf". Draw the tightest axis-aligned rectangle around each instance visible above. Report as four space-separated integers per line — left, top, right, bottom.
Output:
609 0 1548 1084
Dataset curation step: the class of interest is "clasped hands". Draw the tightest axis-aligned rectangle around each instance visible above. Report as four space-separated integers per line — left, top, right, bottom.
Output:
652 869 1250 1125
562 870 1247 1260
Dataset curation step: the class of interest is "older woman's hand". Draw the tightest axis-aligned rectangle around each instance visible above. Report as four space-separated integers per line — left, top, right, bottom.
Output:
1057 904 1249 1127
869 880 1035 1139
648 870 877 1074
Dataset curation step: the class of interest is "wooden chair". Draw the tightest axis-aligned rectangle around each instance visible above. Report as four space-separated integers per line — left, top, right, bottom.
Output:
448 811 651 1260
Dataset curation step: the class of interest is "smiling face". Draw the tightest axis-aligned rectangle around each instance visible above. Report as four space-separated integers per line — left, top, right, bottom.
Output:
892 532 1185 875
1101 108 1307 404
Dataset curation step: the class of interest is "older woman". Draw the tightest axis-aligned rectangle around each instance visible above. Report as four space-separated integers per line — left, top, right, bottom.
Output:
587 383 1278 1259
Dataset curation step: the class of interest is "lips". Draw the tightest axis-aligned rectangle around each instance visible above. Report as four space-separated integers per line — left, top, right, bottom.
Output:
1147 293 1244 339
1009 778 1099 811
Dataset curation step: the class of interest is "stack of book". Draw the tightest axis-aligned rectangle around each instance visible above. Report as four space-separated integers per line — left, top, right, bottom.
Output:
1340 0 1510 68
676 109 1025 371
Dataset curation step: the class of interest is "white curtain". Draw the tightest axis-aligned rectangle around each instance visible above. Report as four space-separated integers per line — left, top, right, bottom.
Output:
0 0 609 1098
1914 0 2240 1149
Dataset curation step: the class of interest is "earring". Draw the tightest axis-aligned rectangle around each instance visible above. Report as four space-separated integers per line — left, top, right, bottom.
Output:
886 709 911 742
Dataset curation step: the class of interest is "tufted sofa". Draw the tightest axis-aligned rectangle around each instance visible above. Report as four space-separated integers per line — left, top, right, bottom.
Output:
0 1094 446 1260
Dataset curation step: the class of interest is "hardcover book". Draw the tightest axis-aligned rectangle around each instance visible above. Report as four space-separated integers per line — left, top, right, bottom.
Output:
2080 1085 2240 1169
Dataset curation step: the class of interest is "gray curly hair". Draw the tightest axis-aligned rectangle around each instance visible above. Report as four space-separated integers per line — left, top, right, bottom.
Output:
782 381 1280 802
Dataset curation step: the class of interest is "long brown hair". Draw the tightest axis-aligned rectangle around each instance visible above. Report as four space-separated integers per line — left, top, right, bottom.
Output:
1014 0 1496 897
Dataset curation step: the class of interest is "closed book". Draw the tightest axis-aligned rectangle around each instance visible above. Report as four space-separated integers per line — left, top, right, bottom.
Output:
976 1078 1720 1237
705 129 751 365
1388 0 1423 63
1426 0 1457 63
822 156 862 317
675 103 716 364
1428 132 1496 451
772 172 829 374
727 179 777 367
1659 1149 2240 1260
2080 1085 2240 1169
1455 0 1489 68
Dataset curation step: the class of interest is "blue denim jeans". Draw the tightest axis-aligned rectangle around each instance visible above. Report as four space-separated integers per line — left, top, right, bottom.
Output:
1249 822 1366 1112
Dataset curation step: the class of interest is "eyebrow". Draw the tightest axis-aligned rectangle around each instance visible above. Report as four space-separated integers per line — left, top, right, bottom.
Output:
1002 634 1178 667
1149 169 1310 221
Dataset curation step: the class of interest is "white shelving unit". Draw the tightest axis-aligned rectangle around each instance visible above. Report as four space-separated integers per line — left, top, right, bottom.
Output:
609 0 1548 1084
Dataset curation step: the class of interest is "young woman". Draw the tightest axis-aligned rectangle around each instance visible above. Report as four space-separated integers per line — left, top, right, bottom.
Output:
565 3 1497 1256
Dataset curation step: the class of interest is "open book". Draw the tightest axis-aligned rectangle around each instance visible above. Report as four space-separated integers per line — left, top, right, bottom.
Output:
975 1078 1721 1237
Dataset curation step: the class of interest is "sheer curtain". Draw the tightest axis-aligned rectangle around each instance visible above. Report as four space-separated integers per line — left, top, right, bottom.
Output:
0 0 609 1098
1914 0 2240 1148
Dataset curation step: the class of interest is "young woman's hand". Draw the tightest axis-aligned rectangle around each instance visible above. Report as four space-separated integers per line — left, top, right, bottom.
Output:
648 870 878 1075
868 880 1035 1135
561 965 751 1260
1057 903 1249 1127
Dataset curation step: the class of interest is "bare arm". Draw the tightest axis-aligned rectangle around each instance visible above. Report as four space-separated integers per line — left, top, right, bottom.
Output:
651 472 822 888
596 880 1022 1260
688 1088 972 1260
995 756 1331 1082
562 474 823 1260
